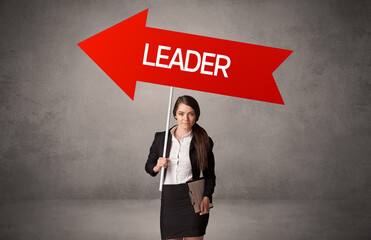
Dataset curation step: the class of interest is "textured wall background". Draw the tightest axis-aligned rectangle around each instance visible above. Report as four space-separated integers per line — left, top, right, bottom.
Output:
0 0 370 199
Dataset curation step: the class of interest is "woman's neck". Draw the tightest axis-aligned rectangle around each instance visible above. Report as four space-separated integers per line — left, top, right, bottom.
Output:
175 125 191 139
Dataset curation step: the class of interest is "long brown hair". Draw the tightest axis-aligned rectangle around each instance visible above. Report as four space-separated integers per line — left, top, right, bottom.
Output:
173 95 210 171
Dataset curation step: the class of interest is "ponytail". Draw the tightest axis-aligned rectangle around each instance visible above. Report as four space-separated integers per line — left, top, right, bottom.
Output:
192 123 210 171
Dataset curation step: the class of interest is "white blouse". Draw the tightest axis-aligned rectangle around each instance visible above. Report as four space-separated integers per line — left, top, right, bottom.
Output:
163 126 193 185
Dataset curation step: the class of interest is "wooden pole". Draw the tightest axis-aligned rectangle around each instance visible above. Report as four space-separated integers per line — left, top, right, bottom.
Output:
159 87 174 191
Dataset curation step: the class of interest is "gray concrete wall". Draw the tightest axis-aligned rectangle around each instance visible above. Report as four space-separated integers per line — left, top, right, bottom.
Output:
0 0 370 199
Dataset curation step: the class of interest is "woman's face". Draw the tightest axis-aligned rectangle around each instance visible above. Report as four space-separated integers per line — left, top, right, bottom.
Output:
175 103 196 132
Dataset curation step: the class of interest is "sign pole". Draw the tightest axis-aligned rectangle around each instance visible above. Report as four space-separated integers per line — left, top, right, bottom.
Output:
159 86 174 191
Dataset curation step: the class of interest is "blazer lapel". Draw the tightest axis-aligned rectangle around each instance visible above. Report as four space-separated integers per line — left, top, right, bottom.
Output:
165 133 172 158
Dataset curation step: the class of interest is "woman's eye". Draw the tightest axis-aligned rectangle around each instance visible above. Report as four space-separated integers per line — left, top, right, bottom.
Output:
189 113 195 116
178 113 184 116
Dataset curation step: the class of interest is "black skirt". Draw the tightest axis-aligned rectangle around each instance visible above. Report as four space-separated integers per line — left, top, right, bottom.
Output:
160 183 209 239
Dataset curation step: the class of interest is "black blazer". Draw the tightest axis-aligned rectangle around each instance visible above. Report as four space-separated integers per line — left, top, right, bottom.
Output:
145 126 216 203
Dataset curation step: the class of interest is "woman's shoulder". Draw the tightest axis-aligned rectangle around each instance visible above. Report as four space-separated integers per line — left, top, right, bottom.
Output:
154 131 165 138
153 125 176 139
208 136 214 148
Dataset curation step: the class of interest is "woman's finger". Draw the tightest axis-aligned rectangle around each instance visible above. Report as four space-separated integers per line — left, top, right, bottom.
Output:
157 158 168 167
200 200 209 215
200 202 204 215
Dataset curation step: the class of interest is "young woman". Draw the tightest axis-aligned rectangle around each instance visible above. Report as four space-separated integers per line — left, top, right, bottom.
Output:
145 95 216 240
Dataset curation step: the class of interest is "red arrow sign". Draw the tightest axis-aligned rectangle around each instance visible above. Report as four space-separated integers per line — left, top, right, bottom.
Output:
78 9 292 104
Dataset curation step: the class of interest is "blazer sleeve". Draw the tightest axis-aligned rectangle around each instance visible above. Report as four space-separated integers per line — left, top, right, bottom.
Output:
145 132 160 177
202 137 216 202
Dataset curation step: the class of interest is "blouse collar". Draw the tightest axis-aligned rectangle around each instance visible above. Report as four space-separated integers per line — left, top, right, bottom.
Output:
171 125 193 139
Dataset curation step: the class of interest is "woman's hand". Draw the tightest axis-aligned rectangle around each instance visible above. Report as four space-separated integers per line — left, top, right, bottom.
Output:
153 157 169 173
199 196 210 215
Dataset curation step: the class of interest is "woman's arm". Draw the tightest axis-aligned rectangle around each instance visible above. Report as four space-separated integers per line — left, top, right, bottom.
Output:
202 137 216 203
145 132 160 177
